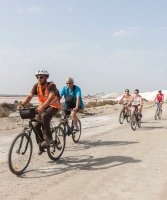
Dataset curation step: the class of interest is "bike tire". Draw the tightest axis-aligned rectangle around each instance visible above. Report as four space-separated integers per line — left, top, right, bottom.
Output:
72 120 82 143
119 110 125 124
8 132 32 175
155 109 158 120
58 122 67 135
158 109 162 119
131 114 137 131
47 126 66 161
126 110 131 123
137 116 142 128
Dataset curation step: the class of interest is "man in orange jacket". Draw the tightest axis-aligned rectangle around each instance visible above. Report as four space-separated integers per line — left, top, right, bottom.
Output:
18 69 61 155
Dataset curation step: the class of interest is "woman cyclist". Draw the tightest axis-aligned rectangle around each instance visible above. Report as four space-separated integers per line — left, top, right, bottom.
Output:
119 89 131 116
128 89 144 117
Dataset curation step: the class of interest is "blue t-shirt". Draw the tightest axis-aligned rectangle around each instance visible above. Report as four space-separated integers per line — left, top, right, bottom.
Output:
60 85 84 108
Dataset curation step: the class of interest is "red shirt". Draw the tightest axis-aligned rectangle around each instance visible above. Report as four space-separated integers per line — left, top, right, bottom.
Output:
156 94 164 102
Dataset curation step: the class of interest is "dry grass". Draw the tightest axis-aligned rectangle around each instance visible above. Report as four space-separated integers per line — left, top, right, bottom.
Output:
0 102 33 118
0 103 16 118
85 100 117 108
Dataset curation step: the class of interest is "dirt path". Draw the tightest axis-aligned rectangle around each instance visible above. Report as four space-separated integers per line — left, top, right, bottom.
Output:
0 104 167 200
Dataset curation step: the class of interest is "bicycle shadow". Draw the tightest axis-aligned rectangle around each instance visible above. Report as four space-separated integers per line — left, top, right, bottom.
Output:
141 126 166 130
21 155 141 179
65 140 139 151
142 121 158 124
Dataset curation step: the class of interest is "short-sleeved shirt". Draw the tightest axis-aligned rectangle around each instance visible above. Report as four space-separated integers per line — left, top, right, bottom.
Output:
60 85 84 108
31 82 60 98
156 94 164 102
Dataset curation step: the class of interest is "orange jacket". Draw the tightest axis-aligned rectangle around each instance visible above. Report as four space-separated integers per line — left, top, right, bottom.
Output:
37 82 61 109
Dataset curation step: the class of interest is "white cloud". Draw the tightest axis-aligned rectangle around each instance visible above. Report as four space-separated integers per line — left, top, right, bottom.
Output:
67 7 75 12
28 5 41 14
18 5 42 15
112 26 142 37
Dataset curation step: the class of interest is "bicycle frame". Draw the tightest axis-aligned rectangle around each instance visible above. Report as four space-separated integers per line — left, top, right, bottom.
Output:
17 120 41 155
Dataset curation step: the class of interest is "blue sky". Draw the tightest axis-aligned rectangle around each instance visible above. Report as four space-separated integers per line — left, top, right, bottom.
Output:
0 0 167 95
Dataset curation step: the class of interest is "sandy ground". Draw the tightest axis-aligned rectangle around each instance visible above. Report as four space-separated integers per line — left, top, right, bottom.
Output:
0 102 167 200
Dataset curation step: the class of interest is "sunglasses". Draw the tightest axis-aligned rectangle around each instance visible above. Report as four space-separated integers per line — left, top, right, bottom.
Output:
125 90 129 93
66 82 72 85
37 76 45 79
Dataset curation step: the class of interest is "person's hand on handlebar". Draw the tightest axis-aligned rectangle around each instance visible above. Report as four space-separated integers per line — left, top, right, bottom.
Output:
36 105 44 114
73 106 79 112
17 102 24 110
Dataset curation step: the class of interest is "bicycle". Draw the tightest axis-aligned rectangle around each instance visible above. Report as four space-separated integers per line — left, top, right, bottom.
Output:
155 102 162 120
131 106 142 131
8 107 66 175
119 105 131 124
58 109 81 143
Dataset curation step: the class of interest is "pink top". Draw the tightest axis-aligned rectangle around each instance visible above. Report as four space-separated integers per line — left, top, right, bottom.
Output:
156 94 164 102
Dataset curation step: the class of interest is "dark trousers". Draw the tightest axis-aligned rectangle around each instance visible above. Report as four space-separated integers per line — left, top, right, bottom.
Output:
33 106 58 146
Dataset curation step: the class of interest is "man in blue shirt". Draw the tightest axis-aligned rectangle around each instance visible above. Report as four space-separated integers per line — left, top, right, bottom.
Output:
60 77 84 131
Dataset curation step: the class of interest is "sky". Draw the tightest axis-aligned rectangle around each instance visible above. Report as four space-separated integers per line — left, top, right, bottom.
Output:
0 0 167 95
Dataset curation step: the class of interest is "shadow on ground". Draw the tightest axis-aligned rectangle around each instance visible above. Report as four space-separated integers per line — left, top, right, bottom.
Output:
64 140 139 152
21 154 141 179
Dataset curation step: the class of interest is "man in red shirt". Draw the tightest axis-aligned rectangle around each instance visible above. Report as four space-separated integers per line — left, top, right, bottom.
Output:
154 90 164 110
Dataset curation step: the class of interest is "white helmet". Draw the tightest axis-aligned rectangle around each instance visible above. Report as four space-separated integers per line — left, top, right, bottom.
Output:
35 69 49 77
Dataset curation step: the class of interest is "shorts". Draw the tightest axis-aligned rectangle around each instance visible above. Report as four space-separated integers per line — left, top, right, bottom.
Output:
63 107 83 116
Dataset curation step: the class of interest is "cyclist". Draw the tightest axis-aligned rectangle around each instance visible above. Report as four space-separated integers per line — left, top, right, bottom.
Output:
60 77 84 131
128 89 144 117
18 69 61 155
154 90 164 110
119 89 131 116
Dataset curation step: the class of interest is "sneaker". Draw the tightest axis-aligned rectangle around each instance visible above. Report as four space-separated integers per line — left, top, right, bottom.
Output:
38 147 46 155
41 139 54 148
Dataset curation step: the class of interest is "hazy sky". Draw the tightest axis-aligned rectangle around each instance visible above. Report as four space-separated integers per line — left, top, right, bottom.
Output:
0 0 167 95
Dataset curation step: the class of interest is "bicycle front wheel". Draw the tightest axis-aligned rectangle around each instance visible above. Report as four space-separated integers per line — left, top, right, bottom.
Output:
8 132 32 175
158 108 162 119
119 110 125 124
58 122 68 135
137 116 142 128
126 110 131 123
47 126 66 161
155 109 158 120
131 114 137 131
72 119 81 143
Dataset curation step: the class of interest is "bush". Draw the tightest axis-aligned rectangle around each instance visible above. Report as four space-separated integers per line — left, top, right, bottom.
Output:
0 103 16 118
85 100 117 108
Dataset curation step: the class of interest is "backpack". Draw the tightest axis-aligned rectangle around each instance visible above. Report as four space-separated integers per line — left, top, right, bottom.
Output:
65 85 76 108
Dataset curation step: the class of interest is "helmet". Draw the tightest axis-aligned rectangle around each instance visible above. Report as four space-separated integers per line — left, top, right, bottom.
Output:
35 69 49 77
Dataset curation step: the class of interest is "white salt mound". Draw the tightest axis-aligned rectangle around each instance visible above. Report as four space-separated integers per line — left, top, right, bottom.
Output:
116 90 167 101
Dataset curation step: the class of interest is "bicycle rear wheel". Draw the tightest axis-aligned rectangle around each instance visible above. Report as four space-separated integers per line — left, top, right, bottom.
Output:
8 132 32 175
119 110 125 124
72 120 81 143
47 126 66 161
131 114 137 131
